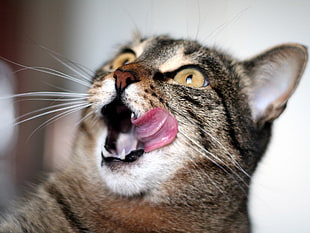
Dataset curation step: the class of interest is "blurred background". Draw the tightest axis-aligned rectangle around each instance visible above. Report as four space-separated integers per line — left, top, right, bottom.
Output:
0 0 309 232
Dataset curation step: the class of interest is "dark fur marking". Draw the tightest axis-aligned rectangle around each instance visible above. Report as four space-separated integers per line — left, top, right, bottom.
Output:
46 184 91 233
182 95 203 108
187 108 200 122
183 43 200 55
199 128 212 151
153 72 166 81
157 39 175 47
151 92 158 97
213 88 245 157
149 100 155 108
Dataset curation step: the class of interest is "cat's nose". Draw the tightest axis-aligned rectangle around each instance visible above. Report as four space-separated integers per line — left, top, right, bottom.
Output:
113 69 140 95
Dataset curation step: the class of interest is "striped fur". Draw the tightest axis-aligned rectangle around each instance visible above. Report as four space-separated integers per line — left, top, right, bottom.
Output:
0 36 307 232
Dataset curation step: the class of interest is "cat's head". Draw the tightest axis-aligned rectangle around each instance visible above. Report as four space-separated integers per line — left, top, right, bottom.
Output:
81 35 307 198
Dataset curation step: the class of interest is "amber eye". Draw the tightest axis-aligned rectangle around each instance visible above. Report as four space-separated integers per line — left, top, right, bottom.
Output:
110 52 136 70
173 68 208 88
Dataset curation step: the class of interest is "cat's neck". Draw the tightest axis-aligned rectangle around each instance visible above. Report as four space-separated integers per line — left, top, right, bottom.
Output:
50 167 249 233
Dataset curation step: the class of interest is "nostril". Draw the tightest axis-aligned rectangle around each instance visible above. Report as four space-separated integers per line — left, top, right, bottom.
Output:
126 77 133 86
114 69 140 94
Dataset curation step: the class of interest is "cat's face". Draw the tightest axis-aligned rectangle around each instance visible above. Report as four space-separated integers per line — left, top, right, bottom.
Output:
81 36 307 198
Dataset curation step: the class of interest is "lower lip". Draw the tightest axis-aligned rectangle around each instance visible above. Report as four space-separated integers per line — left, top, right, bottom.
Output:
101 149 144 164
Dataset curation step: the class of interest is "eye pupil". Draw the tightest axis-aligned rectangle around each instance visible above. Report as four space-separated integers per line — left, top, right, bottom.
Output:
186 75 193 84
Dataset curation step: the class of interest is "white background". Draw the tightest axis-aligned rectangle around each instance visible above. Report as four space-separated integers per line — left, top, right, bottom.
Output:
2 0 310 232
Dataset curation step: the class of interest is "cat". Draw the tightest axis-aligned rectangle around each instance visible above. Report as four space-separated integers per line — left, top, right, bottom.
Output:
0 35 307 233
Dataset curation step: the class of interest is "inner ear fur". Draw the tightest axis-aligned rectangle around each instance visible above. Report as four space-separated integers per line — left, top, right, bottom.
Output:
242 43 308 125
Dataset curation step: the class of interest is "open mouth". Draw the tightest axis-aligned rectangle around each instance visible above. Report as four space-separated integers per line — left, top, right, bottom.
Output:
101 99 179 164
101 99 142 163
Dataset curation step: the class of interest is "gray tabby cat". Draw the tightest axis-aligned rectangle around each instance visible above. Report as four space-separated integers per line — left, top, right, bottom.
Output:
0 35 307 232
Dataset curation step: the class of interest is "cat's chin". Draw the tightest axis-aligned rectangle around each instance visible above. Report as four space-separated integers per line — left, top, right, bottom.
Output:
98 150 164 196
96 141 183 197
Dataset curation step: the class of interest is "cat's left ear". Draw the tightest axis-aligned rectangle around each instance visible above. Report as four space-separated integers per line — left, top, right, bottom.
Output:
243 44 308 124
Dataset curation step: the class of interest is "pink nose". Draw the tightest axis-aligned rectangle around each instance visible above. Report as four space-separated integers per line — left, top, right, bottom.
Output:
114 69 140 94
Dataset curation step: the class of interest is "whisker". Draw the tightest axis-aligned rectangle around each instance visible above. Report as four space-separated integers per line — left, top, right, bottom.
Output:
15 101 87 122
203 7 249 44
37 44 95 79
167 104 249 179
0 57 91 88
178 137 229 199
15 97 89 102
0 91 90 100
28 103 92 139
73 110 94 128
15 66 91 87
14 66 84 82
178 129 249 191
194 0 201 41
14 102 90 126
41 81 87 94
199 127 250 178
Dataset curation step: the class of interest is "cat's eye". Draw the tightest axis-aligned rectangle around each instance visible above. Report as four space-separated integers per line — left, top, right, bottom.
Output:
110 52 136 70
173 68 208 88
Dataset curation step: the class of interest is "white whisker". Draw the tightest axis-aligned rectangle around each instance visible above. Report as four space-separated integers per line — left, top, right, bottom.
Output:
15 101 87 122
179 137 229 198
0 56 91 87
168 104 250 179
15 66 91 87
73 110 94 128
37 44 95 79
179 129 249 191
203 7 249 43
0 91 89 100
14 102 90 126
15 97 89 102
199 127 250 178
28 103 92 139
41 81 87 94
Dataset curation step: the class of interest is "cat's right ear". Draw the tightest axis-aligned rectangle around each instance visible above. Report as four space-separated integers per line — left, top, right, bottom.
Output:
243 44 308 125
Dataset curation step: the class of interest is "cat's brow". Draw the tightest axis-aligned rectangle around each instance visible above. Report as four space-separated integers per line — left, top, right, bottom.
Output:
131 39 150 57
159 49 192 73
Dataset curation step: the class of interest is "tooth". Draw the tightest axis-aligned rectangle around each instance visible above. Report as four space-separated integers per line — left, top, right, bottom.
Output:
131 112 136 119
120 148 126 160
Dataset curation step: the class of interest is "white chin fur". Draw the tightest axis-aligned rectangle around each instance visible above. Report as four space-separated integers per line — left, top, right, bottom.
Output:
98 151 169 196
95 139 184 196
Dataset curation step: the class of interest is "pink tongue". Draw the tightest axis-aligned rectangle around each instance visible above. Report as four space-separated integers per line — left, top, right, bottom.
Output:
131 108 178 152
